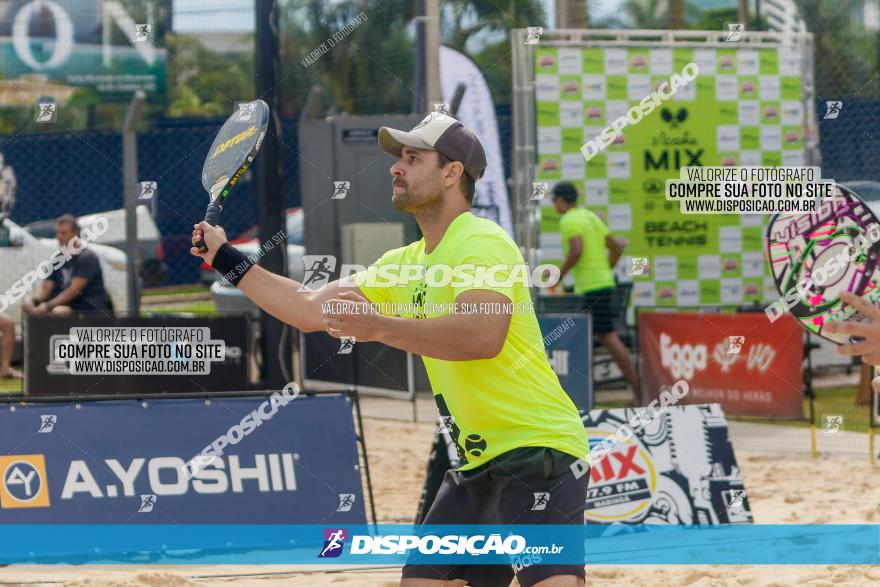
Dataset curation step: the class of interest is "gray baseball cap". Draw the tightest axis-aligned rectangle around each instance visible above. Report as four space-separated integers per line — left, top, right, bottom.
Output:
378 113 487 181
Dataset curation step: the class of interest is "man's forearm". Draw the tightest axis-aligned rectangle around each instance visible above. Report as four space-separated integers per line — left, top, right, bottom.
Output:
607 242 623 268
558 252 580 283
32 282 53 304
608 250 622 268
376 314 503 361
236 265 327 332
48 287 81 308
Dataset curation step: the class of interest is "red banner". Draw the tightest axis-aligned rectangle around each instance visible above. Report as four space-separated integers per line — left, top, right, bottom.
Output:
639 312 804 418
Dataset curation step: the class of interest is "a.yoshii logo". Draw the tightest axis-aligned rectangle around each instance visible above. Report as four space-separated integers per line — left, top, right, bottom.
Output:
0 455 51 508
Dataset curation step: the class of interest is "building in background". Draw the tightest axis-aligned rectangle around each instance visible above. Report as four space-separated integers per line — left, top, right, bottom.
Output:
855 0 880 30
0 0 167 101
0 153 15 214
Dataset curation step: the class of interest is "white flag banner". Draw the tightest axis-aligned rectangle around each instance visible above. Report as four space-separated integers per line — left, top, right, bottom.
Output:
439 45 513 235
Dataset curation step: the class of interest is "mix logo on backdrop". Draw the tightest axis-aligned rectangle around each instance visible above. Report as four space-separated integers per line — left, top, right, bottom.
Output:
571 379 689 477
581 433 656 522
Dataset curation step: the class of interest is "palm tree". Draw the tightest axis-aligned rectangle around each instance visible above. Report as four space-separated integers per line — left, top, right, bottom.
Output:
556 0 588 28
444 0 545 50
794 0 876 97
738 0 749 26
669 0 685 29
625 0 667 29
168 87 226 118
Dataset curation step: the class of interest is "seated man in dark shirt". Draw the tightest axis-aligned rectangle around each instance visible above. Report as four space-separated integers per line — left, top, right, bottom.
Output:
23 214 113 316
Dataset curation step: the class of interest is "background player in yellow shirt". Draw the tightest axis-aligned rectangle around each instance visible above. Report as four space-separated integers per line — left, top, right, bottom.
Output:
191 114 589 587
551 181 641 405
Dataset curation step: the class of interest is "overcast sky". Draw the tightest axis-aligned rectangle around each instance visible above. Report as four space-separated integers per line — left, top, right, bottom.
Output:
172 1 626 33
173 0 255 32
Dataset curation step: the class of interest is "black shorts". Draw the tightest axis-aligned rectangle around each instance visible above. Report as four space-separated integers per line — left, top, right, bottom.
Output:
402 446 588 587
581 287 619 335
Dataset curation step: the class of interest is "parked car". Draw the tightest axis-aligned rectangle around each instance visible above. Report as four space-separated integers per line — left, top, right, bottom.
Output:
0 215 129 353
207 208 305 316
25 206 167 287
841 180 880 198
840 180 880 213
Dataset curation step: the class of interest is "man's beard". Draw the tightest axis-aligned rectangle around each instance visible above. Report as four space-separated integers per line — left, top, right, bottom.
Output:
392 185 441 212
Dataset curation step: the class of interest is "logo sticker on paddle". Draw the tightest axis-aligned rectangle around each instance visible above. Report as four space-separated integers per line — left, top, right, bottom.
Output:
765 184 880 344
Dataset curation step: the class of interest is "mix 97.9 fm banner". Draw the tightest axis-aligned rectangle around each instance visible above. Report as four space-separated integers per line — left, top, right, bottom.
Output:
639 311 804 418
582 403 752 525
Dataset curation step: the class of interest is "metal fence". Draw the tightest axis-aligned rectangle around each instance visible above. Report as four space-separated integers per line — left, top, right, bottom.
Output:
0 107 514 287
0 94 875 459
1 118 298 286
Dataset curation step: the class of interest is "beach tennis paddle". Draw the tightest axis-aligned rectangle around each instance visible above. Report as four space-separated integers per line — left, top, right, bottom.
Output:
195 99 270 253
765 183 880 344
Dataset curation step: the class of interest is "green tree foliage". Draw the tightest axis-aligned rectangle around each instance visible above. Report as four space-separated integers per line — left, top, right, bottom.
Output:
165 33 254 119
794 0 877 97
625 1 729 30
280 0 546 113
444 0 545 50
692 8 741 31
281 0 415 116
625 0 668 29
445 0 546 106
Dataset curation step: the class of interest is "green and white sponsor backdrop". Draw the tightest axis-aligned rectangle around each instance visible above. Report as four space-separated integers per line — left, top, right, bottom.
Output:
514 30 817 307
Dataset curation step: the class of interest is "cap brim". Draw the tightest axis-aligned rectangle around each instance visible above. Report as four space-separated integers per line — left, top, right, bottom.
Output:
378 127 434 158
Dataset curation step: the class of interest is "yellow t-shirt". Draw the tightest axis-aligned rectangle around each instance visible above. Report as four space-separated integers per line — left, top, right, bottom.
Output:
353 212 588 471
559 208 616 294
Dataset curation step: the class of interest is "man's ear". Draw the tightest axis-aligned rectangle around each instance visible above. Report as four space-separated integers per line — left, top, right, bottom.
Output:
442 161 464 187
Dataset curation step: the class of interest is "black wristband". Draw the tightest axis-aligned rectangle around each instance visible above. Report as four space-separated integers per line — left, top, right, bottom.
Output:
211 242 254 286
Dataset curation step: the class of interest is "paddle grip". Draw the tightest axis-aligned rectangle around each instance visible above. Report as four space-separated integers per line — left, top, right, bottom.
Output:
196 202 223 254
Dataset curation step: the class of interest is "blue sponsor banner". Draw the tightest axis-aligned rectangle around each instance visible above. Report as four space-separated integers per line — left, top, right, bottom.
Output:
538 314 592 411
0 396 365 526
0 524 877 565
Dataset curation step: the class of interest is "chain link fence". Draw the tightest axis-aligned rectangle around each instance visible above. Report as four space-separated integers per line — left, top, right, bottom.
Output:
804 96 880 455
0 1 876 461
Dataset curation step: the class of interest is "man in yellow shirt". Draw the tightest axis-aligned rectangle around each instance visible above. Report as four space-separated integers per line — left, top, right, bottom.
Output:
191 113 589 587
552 182 640 404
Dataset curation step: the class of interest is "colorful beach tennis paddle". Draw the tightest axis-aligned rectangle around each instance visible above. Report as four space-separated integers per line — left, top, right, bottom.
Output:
765 183 880 344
